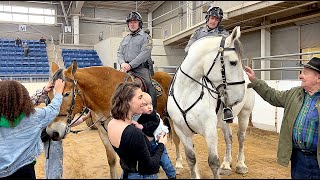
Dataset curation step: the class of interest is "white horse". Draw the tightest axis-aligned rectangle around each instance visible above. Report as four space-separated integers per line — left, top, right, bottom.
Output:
167 26 255 179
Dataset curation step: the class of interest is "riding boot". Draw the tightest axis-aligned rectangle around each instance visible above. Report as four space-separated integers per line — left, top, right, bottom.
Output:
223 107 234 123
147 83 157 110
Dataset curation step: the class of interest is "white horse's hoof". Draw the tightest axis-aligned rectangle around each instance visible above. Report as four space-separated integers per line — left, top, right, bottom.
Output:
235 164 248 174
219 168 232 176
175 160 183 175
175 167 183 175
220 162 232 175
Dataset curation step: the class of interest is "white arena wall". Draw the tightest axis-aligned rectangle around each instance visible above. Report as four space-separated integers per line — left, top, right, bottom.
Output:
232 80 301 133
23 82 48 97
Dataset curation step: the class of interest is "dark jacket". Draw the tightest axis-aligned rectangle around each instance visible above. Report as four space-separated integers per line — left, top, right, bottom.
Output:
137 110 160 137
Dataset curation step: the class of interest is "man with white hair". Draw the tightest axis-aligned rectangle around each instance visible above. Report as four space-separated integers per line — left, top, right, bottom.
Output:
245 57 320 179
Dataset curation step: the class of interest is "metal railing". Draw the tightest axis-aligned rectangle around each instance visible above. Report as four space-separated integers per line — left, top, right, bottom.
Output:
246 51 320 71
154 51 320 79
154 66 178 76
152 2 209 39
51 35 58 63
0 74 49 83
59 33 100 45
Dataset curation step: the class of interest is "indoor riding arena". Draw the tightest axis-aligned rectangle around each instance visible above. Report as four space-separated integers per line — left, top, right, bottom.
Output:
1 1 320 179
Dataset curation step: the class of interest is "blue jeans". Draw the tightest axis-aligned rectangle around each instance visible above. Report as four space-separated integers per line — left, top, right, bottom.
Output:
291 148 320 179
122 172 157 179
150 139 176 178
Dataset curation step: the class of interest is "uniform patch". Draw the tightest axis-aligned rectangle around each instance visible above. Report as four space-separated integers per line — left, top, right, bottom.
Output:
151 80 163 97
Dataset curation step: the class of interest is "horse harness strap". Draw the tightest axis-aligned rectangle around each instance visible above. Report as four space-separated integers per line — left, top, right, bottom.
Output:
169 36 245 134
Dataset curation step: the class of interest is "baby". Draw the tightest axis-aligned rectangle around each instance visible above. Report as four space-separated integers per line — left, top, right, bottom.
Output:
132 92 176 179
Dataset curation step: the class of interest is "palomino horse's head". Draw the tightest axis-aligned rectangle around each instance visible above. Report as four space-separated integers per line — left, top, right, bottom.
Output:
46 61 89 140
185 26 245 107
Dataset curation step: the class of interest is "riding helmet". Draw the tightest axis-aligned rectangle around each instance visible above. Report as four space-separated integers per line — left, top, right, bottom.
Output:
205 6 223 23
126 11 143 29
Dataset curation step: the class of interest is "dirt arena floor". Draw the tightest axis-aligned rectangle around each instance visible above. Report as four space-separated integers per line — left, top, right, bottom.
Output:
35 123 291 179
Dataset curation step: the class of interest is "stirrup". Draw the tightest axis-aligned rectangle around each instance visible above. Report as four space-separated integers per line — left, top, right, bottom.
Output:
223 107 234 123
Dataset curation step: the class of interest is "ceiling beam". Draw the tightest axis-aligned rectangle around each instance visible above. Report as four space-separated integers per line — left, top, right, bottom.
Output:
241 12 320 33
73 1 85 14
85 3 149 13
226 1 285 18
60 1 69 26
149 1 164 12
225 1 318 29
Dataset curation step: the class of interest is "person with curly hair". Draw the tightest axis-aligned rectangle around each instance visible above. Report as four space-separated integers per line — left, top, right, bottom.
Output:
31 81 64 179
0 79 65 179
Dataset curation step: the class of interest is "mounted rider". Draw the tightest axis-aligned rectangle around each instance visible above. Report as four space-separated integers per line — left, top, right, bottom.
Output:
185 6 234 123
117 11 157 110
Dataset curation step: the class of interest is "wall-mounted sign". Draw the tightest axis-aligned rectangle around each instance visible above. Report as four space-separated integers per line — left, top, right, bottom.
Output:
64 26 72 33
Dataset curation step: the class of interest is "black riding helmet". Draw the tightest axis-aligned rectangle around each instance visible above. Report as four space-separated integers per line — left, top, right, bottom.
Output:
205 6 223 23
126 11 143 29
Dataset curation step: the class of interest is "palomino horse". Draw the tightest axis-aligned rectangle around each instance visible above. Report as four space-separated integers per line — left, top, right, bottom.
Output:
45 61 183 179
167 26 255 178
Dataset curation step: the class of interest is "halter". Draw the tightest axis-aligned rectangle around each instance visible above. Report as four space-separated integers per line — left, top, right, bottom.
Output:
54 70 91 137
169 36 245 134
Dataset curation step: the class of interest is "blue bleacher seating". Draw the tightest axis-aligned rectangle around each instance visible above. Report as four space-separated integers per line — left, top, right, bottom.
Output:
62 48 103 68
0 38 50 78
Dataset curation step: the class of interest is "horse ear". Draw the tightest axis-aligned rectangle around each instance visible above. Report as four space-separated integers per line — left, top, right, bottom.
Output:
51 62 59 76
228 26 241 42
71 60 78 75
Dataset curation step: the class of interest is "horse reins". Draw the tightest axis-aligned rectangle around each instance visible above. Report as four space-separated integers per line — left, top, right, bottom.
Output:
169 36 245 134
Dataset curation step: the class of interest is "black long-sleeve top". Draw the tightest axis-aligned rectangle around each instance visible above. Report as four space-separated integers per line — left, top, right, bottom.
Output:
112 124 164 175
137 110 160 137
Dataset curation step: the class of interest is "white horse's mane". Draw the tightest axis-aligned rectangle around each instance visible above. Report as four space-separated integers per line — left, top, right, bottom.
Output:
189 35 223 52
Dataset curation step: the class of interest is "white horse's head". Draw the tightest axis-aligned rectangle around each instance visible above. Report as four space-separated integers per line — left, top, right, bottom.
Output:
184 26 245 107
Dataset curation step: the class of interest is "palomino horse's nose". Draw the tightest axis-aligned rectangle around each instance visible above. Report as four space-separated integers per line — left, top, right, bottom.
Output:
51 131 60 141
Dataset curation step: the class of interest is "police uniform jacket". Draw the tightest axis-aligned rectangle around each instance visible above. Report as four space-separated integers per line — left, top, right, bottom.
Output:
117 29 153 69
185 26 229 53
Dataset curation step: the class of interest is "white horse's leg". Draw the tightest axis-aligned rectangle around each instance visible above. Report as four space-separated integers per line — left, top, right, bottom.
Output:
235 107 251 174
175 127 200 179
204 126 221 179
168 117 183 174
235 88 255 174
219 122 233 175
96 121 119 179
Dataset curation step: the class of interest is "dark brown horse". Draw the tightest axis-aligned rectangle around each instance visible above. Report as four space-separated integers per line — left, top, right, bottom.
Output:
46 61 182 179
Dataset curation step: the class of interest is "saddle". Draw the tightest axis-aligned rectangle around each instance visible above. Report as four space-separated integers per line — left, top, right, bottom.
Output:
124 72 163 97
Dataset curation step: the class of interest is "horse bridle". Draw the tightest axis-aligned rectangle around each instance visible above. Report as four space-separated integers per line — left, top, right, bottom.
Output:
52 68 97 136
169 36 245 134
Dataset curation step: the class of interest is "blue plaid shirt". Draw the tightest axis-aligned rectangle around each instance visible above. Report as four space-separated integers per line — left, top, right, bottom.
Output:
292 90 320 151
